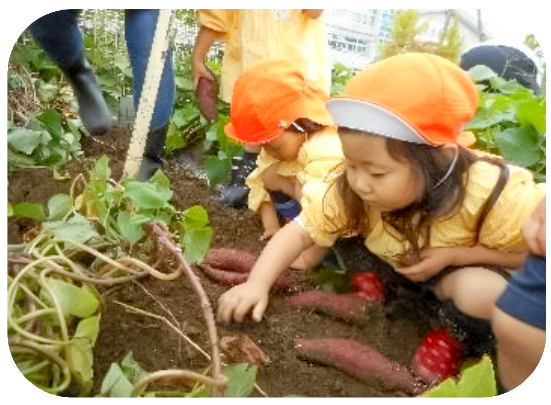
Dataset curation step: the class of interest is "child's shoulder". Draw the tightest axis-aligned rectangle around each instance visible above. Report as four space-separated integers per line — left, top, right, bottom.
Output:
302 126 342 151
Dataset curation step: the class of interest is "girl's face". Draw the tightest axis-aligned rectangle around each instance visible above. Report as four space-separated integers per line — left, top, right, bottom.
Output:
340 133 422 212
263 129 306 161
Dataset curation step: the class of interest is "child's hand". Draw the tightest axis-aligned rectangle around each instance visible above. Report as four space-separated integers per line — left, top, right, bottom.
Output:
217 282 269 323
522 196 546 257
260 224 280 241
396 248 458 282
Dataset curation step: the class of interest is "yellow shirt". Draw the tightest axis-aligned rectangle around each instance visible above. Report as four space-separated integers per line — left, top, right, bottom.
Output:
198 9 331 102
246 127 343 212
298 161 546 268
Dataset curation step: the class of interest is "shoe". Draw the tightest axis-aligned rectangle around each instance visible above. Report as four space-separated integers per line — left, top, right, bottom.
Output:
219 151 257 209
411 329 465 385
65 54 112 135
352 272 384 302
137 125 169 182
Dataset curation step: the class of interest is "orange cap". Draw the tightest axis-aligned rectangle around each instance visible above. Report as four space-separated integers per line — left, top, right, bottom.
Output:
326 53 479 145
225 60 334 145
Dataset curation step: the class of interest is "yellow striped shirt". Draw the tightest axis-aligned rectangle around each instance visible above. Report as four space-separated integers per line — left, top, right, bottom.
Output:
198 9 331 102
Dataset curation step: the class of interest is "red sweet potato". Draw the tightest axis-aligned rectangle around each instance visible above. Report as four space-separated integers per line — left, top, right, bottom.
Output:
295 338 424 394
201 248 257 273
197 263 293 289
197 75 218 122
287 290 368 325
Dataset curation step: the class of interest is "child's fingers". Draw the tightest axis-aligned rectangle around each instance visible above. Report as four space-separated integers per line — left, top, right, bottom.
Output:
217 291 240 324
522 219 546 256
252 300 268 322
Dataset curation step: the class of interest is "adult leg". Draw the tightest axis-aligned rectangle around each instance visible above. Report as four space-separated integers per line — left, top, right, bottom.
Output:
220 145 260 208
28 10 112 134
125 9 175 181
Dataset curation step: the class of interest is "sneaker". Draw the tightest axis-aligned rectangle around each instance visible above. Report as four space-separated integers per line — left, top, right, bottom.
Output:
219 151 257 208
352 272 384 302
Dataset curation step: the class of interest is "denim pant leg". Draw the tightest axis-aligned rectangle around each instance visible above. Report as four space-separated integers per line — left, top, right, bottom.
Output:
28 9 83 71
126 1 175 160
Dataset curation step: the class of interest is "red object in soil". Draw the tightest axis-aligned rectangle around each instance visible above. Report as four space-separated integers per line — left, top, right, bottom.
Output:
411 329 465 385
295 338 424 394
352 272 384 302
202 248 257 273
197 76 218 122
288 290 368 324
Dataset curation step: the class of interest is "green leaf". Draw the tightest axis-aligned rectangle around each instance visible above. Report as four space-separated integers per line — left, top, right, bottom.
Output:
8 203 14 217
164 121 185 152
116 211 146 244
120 351 148 384
495 127 540 167
182 205 209 228
516 98 546 134
182 226 213 264
172 105 200 128
467 65 498 83
101 363 134 397
73 315 101 346
7 128 46 154
10 202 46 221
35 79 58 103
175 75 193 91
91 155 112 181
45 213 101 244
43 279 100 318
123 175 172 210
421 355 496 397
224 363 257 398
37 109 63 140
47 193 73 220
203 155 232 186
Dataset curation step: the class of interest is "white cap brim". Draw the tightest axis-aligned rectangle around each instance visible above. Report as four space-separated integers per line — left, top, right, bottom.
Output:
326 98 430 145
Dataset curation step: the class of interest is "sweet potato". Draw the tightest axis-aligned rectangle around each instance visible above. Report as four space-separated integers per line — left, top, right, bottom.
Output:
197 263 293 289
295 338 424 394
201 248 257 273
197 75 218 122
287 290 368 325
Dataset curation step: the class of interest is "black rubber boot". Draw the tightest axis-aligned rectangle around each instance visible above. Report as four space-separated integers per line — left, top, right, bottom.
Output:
137 124 168 182
219 151 257 209
65 54 112 135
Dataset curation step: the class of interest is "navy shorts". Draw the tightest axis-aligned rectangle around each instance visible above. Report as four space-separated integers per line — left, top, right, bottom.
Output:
496 254 546 330
270 191 300 219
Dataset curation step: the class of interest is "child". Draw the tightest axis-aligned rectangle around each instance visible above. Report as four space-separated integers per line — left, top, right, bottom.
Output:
224 59 343 259
492 196 546 393
217 53 545 382
192 9 331 208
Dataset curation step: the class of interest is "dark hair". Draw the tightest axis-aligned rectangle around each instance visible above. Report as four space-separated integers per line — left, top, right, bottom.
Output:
329 128 505 262
289 118 325 134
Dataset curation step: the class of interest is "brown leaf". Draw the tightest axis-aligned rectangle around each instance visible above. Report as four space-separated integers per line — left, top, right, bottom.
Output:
220 334 271 365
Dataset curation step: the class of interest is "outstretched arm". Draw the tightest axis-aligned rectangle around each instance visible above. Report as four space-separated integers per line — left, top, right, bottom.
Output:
522 196 546 257
217 221 315 323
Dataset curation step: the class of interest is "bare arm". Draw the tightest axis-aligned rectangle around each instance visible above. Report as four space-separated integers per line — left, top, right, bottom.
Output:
259 201 281 241
191 26 222 90
302 0 323 20
217 221 315 322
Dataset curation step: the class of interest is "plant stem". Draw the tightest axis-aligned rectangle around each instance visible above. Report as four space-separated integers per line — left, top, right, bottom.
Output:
130 370 227 397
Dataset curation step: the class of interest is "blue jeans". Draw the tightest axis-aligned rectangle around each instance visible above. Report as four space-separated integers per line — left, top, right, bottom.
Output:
28 9 175 133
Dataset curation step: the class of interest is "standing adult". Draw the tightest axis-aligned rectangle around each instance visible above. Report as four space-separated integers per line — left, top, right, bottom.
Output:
28 9 175 181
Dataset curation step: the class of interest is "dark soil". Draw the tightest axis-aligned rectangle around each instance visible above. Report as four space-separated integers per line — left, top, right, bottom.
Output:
8 127 444 397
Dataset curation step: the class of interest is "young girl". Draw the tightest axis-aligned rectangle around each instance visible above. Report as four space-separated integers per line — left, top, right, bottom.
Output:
217 54 545 376
223 59 343 264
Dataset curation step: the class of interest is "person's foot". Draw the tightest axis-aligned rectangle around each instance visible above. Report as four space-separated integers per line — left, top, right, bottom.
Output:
65 55 112 135
219 151 257 208
136 125 169 182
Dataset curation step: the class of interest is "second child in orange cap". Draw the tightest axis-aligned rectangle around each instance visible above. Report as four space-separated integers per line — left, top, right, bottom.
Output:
224 59 343 254
217 54 545 386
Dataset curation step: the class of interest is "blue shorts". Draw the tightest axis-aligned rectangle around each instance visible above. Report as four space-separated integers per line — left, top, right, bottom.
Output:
496 254 546 330
270 191 300 219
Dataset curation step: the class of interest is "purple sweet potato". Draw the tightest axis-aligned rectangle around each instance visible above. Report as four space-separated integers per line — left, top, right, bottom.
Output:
295 338 424 394
201 248 257 273
288 290 368 324
197 263 293 289
197 75 218 122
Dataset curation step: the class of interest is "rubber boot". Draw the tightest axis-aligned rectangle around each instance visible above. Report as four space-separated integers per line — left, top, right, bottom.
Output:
219 151 257 209
137 124 168 182
65 54 112 135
